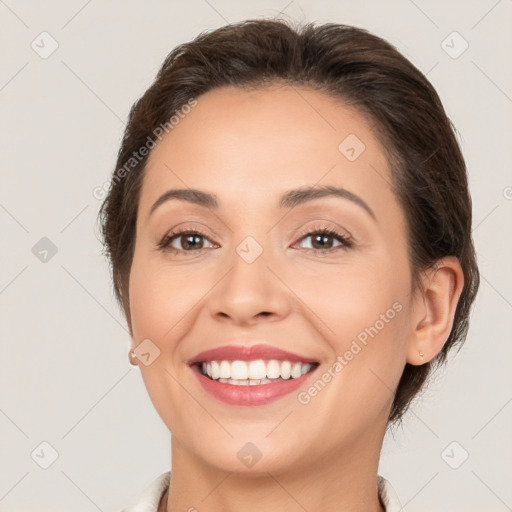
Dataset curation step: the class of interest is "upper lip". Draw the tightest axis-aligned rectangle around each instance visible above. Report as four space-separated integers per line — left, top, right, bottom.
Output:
188 344 318 365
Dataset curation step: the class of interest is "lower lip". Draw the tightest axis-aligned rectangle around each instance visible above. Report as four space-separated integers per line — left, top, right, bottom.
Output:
191 364 317 406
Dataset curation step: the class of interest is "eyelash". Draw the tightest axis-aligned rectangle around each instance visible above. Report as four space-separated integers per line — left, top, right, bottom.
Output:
157 224 353 256
295 225 353 253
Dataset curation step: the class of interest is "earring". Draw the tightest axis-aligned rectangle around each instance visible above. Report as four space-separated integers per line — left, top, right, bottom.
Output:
419 351 424 361
129 350 138 365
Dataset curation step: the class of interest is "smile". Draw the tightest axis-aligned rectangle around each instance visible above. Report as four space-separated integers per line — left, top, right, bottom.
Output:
199 359 315 385
188 343 320 406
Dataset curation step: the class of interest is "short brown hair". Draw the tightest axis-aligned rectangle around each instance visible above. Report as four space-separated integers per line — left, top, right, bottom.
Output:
98 19 479 426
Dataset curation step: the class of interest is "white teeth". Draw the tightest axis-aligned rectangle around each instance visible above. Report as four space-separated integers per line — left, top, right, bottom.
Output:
266 360 281 379
291 362 302 379
301 363 313 375
211 361 220 380
280 361 291 379
231 360 248 380
218 377 273 385
199 359 315 383
219 360 231 379
248 360 267 380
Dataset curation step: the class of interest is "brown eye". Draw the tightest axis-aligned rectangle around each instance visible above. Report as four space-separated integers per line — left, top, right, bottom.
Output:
295 228 352 252
177 233 206 250
158 230 216 253
307 233 337 250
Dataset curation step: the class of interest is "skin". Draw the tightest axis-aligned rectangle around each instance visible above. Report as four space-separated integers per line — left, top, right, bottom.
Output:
127 84 464 512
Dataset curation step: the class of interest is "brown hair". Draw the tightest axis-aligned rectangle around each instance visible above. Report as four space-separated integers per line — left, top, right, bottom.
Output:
98 19 479 426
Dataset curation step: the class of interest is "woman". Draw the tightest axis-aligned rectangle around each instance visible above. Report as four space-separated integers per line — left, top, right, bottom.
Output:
99 19 479 512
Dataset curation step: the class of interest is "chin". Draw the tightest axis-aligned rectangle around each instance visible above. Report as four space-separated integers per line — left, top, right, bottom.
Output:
190 435 310 477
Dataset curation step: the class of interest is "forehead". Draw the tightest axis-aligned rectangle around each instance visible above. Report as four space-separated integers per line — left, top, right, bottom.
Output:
139 85 394 216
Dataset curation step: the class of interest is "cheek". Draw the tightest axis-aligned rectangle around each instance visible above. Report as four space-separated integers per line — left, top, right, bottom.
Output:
127 254 198 427
295 257 410 397
297 288 408 438
296 256 408 343
129 254 197 343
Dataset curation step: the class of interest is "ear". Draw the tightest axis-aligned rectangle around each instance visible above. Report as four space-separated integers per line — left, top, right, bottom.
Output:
406 256 465 366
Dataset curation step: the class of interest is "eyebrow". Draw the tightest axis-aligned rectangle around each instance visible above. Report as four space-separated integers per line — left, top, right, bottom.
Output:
149 185 376 221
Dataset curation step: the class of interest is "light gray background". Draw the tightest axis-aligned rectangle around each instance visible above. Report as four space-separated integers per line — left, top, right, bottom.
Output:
1 1 511 511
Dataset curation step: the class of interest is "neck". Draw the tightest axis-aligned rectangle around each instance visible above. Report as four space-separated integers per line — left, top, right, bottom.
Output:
163 425 387 512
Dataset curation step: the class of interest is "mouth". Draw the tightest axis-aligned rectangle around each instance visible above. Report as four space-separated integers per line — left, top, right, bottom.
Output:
188 344 320 406
195 359 318 385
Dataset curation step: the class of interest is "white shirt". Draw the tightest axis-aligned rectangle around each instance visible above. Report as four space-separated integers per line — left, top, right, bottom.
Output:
119 471 405 511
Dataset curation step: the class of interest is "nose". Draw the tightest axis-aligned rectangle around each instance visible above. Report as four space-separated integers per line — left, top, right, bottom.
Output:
206 243 292 327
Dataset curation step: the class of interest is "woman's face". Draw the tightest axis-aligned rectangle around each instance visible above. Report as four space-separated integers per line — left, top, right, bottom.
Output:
129 85 415 474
